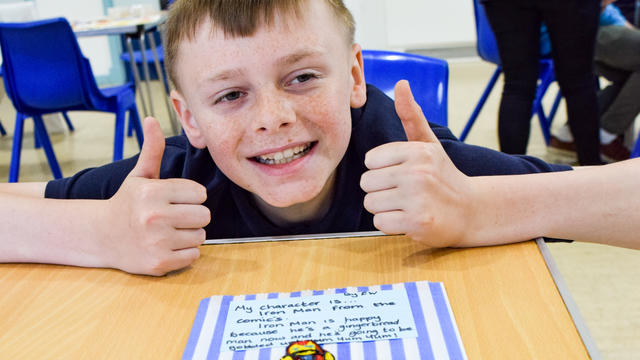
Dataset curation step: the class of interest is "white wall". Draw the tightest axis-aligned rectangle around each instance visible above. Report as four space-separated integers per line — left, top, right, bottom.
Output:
345 0 476 51
28 0 475 77
34 0 112 77
33 0 160 79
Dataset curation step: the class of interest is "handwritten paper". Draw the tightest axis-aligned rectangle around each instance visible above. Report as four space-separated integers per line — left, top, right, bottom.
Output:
222 288 418 351
183 282 467 360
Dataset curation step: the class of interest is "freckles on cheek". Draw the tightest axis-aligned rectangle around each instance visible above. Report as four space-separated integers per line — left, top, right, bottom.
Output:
306 95 346 127
203 124 240 161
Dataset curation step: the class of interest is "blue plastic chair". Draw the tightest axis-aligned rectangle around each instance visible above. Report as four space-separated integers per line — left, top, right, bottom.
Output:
459 0 562 143
0 68 7 136
1 67 75 140
0 18 143 182
632 140 640 158
362 50 449 127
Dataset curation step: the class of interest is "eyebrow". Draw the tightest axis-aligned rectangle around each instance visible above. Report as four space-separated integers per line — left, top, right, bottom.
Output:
203 49 324 85
205 68 245 84
274 49 324 67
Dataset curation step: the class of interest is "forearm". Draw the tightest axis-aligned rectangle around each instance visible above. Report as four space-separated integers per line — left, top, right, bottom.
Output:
0 182 47 197
0 192 115 268
466 159 640 249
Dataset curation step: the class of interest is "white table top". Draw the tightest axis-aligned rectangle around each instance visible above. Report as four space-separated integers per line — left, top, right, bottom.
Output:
72 13 165 37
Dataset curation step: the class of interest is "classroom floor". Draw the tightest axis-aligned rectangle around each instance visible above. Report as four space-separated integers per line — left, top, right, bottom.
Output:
0 59 638 359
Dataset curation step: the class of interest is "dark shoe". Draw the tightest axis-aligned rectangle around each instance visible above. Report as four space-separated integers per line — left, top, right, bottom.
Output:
601 136 630 162
546 136 578 164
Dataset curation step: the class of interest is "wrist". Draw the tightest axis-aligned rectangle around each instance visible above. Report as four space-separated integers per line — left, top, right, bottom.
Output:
457 177 496 247
458 175 545 247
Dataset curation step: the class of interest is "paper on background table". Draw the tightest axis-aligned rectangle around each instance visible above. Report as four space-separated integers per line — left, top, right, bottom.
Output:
183 281 467 360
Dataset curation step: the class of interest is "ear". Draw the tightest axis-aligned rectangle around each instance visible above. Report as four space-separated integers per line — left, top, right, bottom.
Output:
171 90 207 149
349 43 367 108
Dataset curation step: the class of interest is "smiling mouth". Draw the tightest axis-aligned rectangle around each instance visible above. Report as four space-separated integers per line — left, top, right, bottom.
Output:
253 142 316 165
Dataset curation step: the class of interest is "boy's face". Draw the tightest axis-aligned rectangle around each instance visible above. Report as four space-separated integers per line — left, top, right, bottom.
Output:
171 0 366 209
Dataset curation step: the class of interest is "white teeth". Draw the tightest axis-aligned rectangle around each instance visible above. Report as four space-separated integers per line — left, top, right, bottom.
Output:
255 143 313 165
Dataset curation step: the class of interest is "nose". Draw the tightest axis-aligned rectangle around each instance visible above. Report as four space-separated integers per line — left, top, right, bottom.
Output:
252 89 296 132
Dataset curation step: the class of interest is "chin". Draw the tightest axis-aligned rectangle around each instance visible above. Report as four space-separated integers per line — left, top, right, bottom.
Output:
257 185 323 208
261 192 319 208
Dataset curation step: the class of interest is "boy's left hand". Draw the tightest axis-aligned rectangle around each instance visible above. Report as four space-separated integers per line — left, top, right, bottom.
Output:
360 80 477 247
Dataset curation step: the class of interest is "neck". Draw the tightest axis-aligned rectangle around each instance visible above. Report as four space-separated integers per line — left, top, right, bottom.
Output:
253 172 337 228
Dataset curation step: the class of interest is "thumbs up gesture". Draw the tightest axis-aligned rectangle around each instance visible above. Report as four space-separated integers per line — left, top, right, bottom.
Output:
360 80 474 247
106 117 210 275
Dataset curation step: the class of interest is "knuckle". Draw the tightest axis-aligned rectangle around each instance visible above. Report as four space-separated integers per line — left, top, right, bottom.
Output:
191 182 208 202
372 213 385 230
409 166 435 184
138 182 161 201
147 257 170 276
416 213 436 230
200 206 212 225
363 193 375 212
196 228 207 242
416 142 438 159
363 151 373 168
359 173 369 190
139 210 163 227
198 185 208 202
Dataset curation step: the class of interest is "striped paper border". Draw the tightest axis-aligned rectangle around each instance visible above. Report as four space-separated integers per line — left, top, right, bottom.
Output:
183 281 466 360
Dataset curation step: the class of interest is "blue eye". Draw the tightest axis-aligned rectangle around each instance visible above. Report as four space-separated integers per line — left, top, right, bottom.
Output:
215 90 243 104
291 73 318 85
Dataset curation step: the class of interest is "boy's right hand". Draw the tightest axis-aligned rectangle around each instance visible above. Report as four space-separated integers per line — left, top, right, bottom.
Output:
106 117 210 276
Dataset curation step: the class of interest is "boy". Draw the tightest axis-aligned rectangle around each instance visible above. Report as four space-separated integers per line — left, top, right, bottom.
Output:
0 0 638 276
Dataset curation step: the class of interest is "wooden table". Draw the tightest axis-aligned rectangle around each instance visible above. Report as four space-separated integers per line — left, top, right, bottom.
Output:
0 236 590 359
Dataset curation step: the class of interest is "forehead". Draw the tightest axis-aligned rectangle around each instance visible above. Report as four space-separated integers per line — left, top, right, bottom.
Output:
173 0 349 84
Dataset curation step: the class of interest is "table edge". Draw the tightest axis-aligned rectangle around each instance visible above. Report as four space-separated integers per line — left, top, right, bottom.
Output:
536 238 601 360
202 230 386 244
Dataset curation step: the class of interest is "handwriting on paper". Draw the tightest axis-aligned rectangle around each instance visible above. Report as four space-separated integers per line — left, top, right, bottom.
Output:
220 289 418 352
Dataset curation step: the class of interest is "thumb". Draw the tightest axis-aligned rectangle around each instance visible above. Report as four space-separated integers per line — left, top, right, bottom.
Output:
130 117 165 179
394 80 439 143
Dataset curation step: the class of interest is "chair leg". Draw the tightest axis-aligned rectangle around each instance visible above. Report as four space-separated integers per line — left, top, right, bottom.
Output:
534 90 562 145
33 115 62 179
62 112 74 132
548 90 563 124
533 99 551 145
161 67 170 94
533 67 557 145
113 109 126 162
631 131 640 158
0 120 6 136
535 104 552 145
130 105 144 149
9 113 26 182
34 121 41 149
460 67 502 142
127 112 135 137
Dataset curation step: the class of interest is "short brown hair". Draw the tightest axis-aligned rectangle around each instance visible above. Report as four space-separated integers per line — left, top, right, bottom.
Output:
165 0 355 91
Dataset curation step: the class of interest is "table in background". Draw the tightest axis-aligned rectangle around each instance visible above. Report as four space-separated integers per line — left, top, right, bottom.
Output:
0 236 592 359
73 13 180 135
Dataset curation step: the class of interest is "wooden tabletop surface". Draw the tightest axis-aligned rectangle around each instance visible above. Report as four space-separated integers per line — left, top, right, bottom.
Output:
0 235 588 359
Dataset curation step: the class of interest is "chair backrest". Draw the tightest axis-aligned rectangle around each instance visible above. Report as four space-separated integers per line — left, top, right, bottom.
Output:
472 0 501 65
362 50 449 126
0 18 97 115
